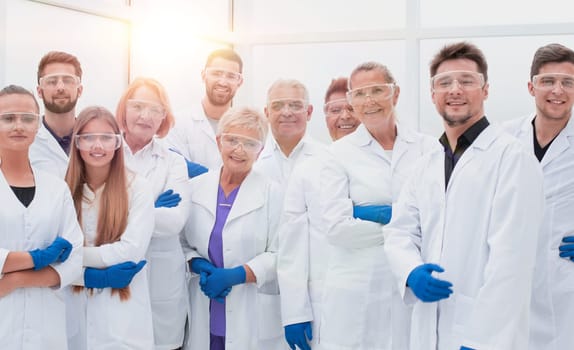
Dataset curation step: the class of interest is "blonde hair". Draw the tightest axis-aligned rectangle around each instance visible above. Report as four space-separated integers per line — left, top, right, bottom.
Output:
65 106 131 301
115 77 175 138
217 107 269 142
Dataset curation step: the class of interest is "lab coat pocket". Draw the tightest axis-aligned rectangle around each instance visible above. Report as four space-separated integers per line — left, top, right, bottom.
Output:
453 293 475 335
257 293 283 340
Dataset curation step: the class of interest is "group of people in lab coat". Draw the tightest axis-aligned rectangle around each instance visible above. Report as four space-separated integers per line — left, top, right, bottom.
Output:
1 40 574 350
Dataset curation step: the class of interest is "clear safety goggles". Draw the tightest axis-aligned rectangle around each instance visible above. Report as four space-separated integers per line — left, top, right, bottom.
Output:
324 98 354 117
39 73 80 89
267 98 307 113
431 70 485 93
219 133 263 154
204 67 242 83
346 83 395 104
126 99 166 120
75 133 122 151
0 112 40 130
532 73 574 92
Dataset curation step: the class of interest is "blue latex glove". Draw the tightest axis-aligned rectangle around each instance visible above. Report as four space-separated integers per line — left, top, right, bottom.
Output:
284 321 313 350
407 263 453 302
29 236 73 270
559 236 574 260
201 266 246 299
168 148 208 178
460 347 475 350
154 189 181 208
84 260 146 289
191 259 231 302
185 159 208 178
353 204 392 224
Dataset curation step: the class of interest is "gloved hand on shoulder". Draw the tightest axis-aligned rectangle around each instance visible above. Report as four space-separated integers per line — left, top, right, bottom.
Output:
559 236 574 261
407 263 453 302
84 260 146 289
353 205 392 224
29 236 73 270
284 321 313 350
154 189 181 208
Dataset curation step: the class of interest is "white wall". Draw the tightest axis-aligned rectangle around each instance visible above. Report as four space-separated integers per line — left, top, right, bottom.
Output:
0 0 130 114
2 0 574 142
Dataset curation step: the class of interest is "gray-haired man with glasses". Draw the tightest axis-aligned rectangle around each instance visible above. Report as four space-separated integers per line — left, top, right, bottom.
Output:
384 41 544 350
166 48 244 178
504 42 574 350
254 79 326 186
29 51 83 178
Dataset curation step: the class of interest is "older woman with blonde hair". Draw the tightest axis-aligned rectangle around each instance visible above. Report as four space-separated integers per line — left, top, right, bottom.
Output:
115 77 190 350
181 107 285 350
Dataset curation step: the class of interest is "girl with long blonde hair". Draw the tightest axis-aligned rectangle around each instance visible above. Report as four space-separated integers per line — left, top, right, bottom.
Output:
64 106 155 350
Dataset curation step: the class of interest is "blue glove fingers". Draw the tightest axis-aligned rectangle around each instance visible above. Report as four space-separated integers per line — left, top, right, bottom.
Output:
423 263 445 274
461 346 476 350
562 236 574 243
199 271 208 286
186 160 208 178
133 260 147 273
304 322 313 341
159 189 174 197
58 240 73 262
190 258 215 274
425 284 453 299
427 276 453 289
285 323 312 350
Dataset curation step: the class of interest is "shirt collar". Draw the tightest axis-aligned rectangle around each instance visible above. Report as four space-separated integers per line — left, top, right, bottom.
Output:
439 116 490 151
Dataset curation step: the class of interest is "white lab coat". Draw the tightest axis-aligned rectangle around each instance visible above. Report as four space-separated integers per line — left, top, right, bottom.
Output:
123 138 190 349
65 174 155 350
504 114 574 350
318 123 436 350
0 166 83 350
253 134 327 187
277 150 332 348
166 105 222 170
384 124 544 350
29 122 69 178
181 169 286 350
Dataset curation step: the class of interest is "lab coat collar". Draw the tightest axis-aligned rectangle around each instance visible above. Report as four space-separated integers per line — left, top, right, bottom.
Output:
259 133 315 160
348 122 415 147
191 167 265 220
122 137 165 159
540 113 574 168
190 103 217 141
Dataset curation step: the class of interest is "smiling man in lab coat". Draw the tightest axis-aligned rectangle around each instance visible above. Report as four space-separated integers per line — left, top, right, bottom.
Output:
504 43 574 350
383 41 545 350
30 51 83 178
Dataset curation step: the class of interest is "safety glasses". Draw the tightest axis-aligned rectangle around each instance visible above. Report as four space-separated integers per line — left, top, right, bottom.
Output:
0 112 40 130
75 133 122 151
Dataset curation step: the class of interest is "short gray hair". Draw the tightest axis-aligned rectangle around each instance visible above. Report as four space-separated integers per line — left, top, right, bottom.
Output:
217 107 269 142
266 79 309 103
348 62 396 90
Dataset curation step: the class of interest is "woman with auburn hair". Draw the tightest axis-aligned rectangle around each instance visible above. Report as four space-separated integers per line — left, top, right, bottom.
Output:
0 85 82 349
116 77 190 350
64 106 155 349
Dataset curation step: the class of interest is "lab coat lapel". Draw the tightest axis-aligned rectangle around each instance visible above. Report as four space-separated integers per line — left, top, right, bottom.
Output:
447 124 498 191
226 170 264 222
37 124 68 163
192 171 220 218
541 116 574 169
391 124 416 172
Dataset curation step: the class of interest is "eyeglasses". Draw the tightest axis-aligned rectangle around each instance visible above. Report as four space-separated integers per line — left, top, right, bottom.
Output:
219 133 263 154
324 98 354 117
75 133 122 151
39 74 80 89
431 71 485 93
532 73 574 92
346 83 395 104
0 112 40 130
126 99 166 120
268 98 307 113
204 68 242 83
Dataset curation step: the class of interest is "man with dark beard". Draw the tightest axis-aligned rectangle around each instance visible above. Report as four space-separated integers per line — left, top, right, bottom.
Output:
30 51 83 177
167 49 243 176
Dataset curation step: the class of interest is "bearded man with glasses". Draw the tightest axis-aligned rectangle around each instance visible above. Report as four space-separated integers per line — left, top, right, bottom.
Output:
384 41 544 350
29 50 83 178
